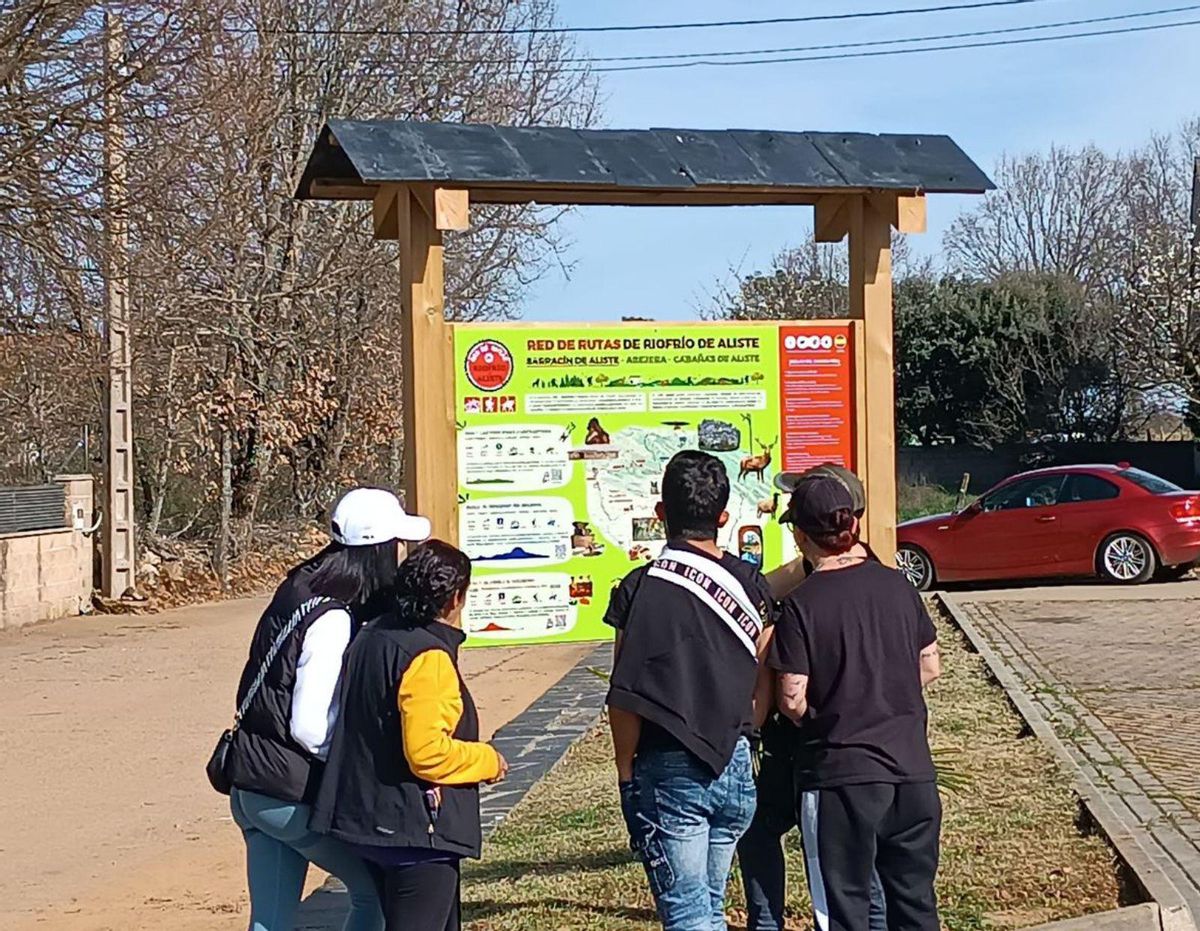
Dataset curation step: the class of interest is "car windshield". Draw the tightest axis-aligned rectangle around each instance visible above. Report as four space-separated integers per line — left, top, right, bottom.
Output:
1119 468 1181 494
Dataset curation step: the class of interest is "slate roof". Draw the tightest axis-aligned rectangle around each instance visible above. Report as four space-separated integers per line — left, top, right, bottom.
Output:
297 119 993 202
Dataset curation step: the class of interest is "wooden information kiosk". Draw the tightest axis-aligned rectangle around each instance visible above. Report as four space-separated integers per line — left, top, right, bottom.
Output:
297 121 992 641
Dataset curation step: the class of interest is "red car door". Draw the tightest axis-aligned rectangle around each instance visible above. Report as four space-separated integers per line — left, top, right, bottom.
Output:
939 473 1068 579
1053 472 1124 574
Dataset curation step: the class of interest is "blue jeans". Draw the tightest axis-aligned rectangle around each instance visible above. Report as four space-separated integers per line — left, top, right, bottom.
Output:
630 737 757 930
738 747 887 930
231 787 384 931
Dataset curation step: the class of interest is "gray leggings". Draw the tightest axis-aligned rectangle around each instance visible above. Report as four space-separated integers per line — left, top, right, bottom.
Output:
231 787 384 931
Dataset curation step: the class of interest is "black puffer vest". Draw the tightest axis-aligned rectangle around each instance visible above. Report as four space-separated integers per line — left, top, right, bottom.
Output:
311 619 484 859
226 568 345 804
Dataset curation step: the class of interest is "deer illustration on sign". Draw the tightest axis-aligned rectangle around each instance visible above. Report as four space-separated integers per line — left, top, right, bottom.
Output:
739 438 777 482
756 492 779 518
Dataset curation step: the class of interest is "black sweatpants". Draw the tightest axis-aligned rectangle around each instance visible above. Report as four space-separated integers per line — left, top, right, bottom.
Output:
797 782 940 931
381 860 461 931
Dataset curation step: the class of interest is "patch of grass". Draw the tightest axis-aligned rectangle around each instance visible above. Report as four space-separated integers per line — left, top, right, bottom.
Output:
463 609 1122 930
899 483 961 522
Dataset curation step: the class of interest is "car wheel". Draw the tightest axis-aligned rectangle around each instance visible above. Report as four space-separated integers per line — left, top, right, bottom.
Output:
896 545 935 591
1097 533 1157 585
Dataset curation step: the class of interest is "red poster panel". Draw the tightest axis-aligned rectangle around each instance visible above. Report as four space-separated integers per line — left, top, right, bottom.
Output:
777 323 856 472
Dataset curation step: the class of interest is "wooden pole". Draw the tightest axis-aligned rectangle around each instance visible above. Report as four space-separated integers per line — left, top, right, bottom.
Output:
848 196 898 563
102 12 136 597
398 186 458 541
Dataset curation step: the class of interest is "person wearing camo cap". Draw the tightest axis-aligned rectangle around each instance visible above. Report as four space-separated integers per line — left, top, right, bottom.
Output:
739 463 885 931
763 464 868 600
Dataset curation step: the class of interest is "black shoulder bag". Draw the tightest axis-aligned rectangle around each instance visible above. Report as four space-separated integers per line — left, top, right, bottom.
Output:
205 596 331 795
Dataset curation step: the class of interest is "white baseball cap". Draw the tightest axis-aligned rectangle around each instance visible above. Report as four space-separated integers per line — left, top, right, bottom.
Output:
329 488 431 546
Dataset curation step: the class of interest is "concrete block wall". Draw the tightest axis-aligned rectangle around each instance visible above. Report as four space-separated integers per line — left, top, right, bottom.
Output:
0 475 95 630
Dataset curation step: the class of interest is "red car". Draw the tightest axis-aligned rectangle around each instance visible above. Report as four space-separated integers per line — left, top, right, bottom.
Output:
896 464 1200 590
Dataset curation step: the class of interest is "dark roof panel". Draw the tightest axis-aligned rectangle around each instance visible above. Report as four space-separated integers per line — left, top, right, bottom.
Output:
325 120 445 180
491 126 613 186
727 130 845 188
298 120 994 199
651 128 770 186
573 129 692 188
808 132 994 192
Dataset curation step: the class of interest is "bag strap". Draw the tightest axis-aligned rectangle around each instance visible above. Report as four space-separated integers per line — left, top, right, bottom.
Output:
232 596 332 731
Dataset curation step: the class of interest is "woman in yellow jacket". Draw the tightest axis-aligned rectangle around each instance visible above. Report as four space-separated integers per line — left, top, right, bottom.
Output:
312 540 507 931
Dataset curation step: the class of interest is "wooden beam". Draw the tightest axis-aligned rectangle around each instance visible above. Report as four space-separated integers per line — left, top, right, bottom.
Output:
814 195 850 242
309 180 380 200
434 188 470 230
373 184 401 240
868 192 927 234
848 195 898 563
306 179 933 208
398 186 458 542
468 187 828 207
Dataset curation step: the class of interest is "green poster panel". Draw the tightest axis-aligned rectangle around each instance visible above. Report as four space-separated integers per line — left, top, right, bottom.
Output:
453 322 855 646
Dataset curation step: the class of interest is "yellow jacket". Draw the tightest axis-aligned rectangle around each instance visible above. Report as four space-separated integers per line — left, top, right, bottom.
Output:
397 649 502 785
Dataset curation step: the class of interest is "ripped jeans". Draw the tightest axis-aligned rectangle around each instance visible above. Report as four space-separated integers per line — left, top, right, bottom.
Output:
624 737 757 930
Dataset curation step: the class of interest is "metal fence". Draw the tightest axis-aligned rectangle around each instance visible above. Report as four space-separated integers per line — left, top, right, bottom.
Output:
0 484 66 535
899 441 1200 494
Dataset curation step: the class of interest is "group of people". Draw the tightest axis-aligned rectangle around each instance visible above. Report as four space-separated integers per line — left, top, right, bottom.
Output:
219 487 504 930
608 451 942 931
216 450 941 931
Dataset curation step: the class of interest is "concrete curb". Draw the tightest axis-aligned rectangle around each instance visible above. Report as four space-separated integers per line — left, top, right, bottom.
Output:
480 643 611 837
936 592 1197 931
1025 903 1163 931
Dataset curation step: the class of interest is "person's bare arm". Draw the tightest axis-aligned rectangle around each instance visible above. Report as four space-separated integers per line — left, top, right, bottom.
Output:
609 629 642 781
764 557 807 600
752 627 776 728
919 641 941 688
777 672 809 723
610 706 642 782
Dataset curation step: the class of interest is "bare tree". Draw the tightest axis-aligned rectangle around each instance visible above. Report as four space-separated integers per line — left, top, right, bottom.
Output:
0 0 599 557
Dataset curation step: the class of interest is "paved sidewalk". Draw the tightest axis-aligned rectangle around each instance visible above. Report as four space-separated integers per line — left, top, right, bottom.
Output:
0 598 596 930
943 589 1200 929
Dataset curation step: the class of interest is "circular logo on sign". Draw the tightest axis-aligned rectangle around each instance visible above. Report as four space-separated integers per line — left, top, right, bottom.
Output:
784 335 797 350
834 333 848 348
465 339 514 392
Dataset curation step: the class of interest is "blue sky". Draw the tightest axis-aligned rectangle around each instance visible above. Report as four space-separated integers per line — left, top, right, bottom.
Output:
521 0 1200 321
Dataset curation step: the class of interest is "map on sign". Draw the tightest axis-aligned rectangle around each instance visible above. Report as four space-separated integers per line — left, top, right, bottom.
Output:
453 322 856 646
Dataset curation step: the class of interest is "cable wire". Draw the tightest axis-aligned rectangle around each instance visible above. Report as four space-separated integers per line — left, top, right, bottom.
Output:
345 5 1200 69
237 0 1064 37
585 15 1200 73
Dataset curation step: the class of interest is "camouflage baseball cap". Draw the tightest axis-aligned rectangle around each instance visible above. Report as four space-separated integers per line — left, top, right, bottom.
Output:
774 462 866 516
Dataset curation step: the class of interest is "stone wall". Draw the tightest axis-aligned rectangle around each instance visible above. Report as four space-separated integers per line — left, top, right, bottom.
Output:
0 475 95 630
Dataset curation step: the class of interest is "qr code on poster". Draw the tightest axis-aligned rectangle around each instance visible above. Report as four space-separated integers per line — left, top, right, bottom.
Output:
549 468 563 482
554 543 568 560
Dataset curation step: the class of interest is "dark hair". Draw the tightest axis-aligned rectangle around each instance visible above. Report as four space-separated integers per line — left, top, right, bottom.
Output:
292 540 398 614
805 508 860 555
661 450 730 541
388 540 472 628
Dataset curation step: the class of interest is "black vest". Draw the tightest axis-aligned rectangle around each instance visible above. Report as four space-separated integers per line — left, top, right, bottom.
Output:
226 568 344 804
310 619 484 859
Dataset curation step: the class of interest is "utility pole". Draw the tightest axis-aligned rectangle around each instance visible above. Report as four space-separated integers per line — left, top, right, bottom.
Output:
1191 157 1200 264
102 12 136 598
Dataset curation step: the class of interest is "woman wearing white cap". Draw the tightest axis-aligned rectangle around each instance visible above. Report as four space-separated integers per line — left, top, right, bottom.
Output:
221 488 431 931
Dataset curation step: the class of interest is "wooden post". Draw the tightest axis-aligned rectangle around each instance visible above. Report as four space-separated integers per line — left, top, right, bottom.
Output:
398 186 458 542
848 195 897 563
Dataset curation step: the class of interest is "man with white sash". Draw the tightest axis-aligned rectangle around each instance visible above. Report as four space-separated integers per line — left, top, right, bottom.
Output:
605 450 775 931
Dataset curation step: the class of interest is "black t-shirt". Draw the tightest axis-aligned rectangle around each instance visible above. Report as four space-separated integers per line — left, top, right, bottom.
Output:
769 559 937 788
605 542 775 773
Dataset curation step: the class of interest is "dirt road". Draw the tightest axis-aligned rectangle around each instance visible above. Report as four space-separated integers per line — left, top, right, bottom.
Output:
0 599 592 930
